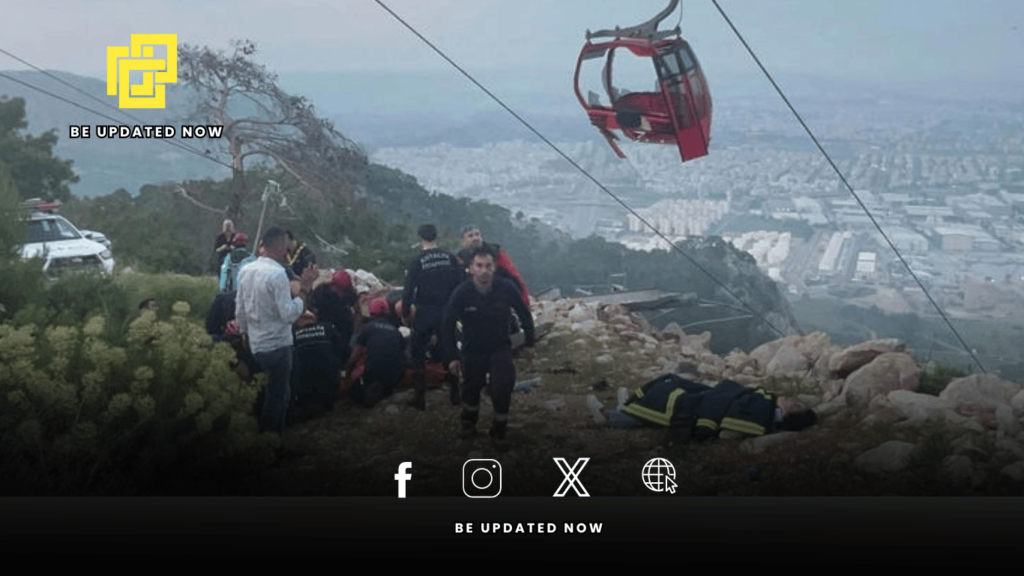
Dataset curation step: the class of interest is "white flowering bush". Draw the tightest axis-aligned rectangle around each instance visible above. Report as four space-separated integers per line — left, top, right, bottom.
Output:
0 301 278 495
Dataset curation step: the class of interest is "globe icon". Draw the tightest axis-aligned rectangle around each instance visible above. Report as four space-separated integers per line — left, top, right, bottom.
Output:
642 458 677 493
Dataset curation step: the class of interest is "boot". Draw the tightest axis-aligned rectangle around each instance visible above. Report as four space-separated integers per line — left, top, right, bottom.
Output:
459 409 478 439
447 373 460 406
489 419 510 452
407 370 426 411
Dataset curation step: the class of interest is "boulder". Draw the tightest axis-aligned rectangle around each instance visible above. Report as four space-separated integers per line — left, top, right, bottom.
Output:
940 374 1022 412
1011 389 1024 417
854 440 917 474
570 320 599 333
765 343 811 376
739 431 801 454
886 390 955 423
995 436 1024 460
794 332 833 365
565 303 596 322
660 322 685 342
842 352 921 408
866 394 903 424
680 332 713 355
829 339 907 377
749 335 801 372
597 304 630 322
821 379 844 398
996 403 1020 436
724 350 757 373
1001 461 1024 481
814 396 847 418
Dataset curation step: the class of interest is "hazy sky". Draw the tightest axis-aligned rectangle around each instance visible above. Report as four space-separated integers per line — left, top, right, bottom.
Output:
3 0 1022 97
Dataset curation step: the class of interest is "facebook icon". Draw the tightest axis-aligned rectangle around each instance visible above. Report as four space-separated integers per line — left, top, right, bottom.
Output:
395 462 412 498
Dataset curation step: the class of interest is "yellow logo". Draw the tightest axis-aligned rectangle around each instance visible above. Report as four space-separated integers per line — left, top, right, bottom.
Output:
106 34 177 109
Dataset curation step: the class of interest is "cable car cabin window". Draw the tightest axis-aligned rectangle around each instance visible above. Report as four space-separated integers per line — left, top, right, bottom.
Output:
677 46 696 73
607 47 664 108
655 52 682 80
653 55 690 128
689 71 707 117
577 46 611 108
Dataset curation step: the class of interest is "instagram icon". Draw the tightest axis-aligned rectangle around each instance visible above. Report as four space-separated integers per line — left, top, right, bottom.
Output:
462 459 502 498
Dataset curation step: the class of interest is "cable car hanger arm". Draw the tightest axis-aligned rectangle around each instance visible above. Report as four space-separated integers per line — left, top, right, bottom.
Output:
586 0 681 40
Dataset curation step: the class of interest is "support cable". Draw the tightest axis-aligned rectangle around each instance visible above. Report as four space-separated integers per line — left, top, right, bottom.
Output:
374 0 790 338
709 0 985 372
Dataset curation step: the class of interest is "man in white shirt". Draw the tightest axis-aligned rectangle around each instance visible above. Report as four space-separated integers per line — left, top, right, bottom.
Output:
236 226 318 434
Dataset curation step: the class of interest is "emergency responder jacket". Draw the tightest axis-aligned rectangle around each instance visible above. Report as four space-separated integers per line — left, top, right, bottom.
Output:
457 242 529 305
403 247 464 312
620 374 778 440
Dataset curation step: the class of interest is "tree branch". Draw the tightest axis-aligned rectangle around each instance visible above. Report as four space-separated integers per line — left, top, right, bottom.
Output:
176 186 227 215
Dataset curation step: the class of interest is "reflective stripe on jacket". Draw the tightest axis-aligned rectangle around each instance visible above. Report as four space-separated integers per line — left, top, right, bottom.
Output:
620 374 777 439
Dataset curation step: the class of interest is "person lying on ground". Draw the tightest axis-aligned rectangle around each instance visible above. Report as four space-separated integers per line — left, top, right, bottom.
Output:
601 374 817 442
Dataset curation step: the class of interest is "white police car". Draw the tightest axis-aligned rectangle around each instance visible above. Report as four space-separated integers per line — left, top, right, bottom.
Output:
18 201 114 275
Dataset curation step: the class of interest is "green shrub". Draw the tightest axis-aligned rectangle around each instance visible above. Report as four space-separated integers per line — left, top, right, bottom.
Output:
0 303 278 495
114 272 218 322
0 259 47 322
919 364 967 396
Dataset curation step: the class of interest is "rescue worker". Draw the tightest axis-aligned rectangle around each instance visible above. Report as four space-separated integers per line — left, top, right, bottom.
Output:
346 298 405 407
610 374 818 441
441 246 535 451
309 269 356 365
290 310 345 415
456 225 530 306
403 223 466 410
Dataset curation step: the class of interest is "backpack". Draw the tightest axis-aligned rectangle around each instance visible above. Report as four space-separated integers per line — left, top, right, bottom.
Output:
219 247 255 294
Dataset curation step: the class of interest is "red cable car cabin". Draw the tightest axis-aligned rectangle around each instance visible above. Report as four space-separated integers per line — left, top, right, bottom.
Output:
574 35 712 163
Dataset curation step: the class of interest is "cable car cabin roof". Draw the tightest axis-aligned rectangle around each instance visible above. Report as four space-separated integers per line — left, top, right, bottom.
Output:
578 35 681 58
573 36 712 163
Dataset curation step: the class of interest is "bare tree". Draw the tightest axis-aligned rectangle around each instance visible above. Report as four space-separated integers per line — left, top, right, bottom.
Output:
177 39 366 223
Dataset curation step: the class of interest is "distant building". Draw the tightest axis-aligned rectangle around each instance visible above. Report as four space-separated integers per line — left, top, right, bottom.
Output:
888 227 930 253
855 252 877 281
934 225 1000 252
818 231 849 273
963 281 999 312
906 205 955 226
936 228 973 251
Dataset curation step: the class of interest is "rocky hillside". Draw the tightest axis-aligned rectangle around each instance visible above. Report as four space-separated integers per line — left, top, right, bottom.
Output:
239 283 1024 497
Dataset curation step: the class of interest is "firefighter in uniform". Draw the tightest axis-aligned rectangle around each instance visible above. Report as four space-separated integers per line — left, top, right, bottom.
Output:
441 246 535 451
615 374 817 440
403 224 466 410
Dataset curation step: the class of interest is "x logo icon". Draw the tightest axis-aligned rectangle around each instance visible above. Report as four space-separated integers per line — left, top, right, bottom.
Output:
553 457 590 497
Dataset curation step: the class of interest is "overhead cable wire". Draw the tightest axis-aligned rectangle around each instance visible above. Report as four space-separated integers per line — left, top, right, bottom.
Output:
0 46 232 170
709 0 986 373
0 56 359 259
0 69 237 173
373 0 789 338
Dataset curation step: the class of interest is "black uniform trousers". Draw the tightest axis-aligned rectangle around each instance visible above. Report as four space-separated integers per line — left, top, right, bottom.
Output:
410 304 444 368
461 345 515 420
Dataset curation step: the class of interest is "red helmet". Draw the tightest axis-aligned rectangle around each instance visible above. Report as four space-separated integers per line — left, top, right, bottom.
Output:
368 298 389 317
331 269 352 292
232 232 249 247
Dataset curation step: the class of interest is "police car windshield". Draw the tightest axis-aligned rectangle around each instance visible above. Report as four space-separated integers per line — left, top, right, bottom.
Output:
27 218 81 243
